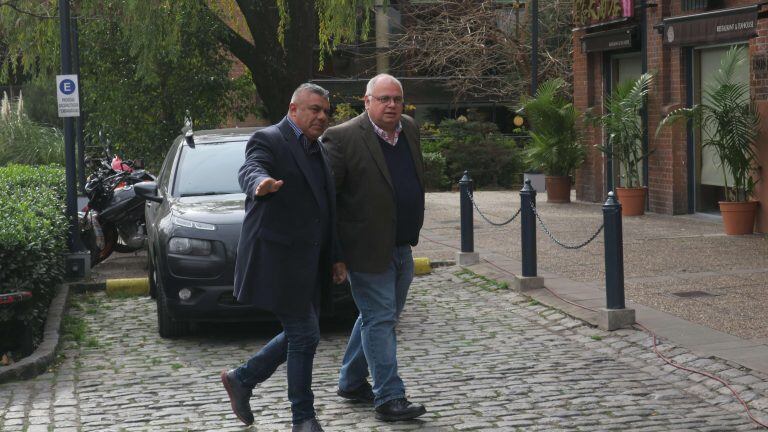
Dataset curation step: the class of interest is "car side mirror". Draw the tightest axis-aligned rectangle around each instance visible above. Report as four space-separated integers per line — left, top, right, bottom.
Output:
134 182 163 203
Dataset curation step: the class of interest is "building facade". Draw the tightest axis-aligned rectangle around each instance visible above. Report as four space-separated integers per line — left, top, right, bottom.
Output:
573 0 768 231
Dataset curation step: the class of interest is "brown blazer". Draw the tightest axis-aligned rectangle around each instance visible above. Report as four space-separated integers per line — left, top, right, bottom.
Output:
322 112 425 273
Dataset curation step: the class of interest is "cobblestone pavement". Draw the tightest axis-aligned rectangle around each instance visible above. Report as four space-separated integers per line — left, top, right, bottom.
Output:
414 192 768 340
2 268 767 431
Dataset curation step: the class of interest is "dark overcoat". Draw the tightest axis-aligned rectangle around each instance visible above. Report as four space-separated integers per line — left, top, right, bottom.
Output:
322 112 425 273
234 117 339 316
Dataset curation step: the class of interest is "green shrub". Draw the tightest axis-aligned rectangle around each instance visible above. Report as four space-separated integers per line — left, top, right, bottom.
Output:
0 93 65 166
436 120 523 188
519 79 584 177
331 103 360 125
422 152 450 191
0 164 67 358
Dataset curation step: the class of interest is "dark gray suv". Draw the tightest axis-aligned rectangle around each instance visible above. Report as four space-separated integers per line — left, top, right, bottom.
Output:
136 128 356 338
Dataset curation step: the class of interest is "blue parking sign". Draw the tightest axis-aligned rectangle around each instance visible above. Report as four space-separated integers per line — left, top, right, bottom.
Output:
56 74 80 118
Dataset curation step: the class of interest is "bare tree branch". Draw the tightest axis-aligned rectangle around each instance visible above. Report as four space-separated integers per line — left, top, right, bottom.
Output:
380 0 573 104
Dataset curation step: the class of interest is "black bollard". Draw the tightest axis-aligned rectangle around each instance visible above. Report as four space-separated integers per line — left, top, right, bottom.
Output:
459 171 474 253
603 191 625 309
520 179 537 277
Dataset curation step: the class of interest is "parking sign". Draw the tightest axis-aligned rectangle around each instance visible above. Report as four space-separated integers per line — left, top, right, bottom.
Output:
56 74 80 117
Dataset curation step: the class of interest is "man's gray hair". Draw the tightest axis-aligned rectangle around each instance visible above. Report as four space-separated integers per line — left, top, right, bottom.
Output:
290 83 329 103
365 74 403 96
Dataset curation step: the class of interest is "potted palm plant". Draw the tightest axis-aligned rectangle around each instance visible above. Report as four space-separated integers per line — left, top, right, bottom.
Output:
658 46 759 234
588 73 653 216
519 78 585 203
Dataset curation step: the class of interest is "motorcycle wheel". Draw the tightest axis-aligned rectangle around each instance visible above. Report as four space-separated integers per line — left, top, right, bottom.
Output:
84 222 118 267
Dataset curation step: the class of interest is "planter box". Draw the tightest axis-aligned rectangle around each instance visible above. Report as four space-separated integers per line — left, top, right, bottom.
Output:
523 173 546 192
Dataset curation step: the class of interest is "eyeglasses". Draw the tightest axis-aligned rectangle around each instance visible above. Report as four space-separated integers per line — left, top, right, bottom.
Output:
368 95 404 105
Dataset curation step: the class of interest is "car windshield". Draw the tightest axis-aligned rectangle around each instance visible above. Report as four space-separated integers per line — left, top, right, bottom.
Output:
174 140 246 197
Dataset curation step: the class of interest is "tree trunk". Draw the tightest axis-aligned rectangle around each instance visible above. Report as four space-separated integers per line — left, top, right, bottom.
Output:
213 0 318 124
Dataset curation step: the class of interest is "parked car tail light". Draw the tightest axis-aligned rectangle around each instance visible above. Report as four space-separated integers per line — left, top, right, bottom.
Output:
168 237 212 256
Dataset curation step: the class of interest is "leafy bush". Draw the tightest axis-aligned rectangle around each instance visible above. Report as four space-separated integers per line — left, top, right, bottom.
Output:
331 103 360 125
422 152 450 191
0 92 65 166
0 164 67 359
17 79 61 126
432 120 523 188
519 78 584 177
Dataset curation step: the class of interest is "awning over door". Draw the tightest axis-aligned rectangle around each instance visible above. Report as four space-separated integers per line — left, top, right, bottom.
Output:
581 26 638 53
661 4 759 45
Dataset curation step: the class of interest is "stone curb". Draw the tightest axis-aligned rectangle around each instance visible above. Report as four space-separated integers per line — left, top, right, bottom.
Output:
0 284 70 385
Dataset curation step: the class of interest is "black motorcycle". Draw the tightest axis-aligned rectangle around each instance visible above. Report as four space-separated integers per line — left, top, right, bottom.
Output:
78 150 155 266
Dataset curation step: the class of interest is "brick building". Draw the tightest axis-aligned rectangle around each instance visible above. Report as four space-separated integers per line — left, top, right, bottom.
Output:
573 0 768 231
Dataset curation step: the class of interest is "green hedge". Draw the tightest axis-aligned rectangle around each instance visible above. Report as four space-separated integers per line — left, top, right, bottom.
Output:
0 164 67 357
423 120 524 189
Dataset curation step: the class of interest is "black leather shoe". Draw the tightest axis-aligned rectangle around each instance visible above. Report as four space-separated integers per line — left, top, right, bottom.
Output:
375 398 426 421
337 381 375 404
292 418 324 431
220 370 254 425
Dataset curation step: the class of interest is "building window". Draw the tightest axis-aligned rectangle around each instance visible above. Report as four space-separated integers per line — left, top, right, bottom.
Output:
681 0 712 11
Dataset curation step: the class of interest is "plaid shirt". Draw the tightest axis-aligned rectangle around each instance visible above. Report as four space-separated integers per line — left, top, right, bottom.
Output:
369 117 402 146
286 116 320 155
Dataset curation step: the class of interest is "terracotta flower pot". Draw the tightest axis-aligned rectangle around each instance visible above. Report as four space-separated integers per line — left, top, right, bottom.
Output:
545 176 571 203
615 187 646 216
719 201 758 235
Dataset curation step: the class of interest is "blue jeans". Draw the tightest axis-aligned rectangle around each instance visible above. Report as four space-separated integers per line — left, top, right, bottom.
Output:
235 306 320 425
338 245 414 407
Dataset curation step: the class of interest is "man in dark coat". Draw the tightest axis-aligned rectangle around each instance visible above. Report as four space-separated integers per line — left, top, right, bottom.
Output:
322 74 427 421
221 83 345 432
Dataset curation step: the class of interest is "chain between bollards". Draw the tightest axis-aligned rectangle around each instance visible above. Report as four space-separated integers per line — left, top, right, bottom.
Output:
530 202 604 250
466 190 521 226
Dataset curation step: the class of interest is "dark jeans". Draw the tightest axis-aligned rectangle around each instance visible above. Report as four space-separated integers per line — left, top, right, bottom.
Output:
235 305 320 425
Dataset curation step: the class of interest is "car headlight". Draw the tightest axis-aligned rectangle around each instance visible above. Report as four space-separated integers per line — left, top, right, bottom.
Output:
168 237 212 256
172 215 216 231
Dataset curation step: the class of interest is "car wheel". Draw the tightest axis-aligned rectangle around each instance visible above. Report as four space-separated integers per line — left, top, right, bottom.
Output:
156 282 189 338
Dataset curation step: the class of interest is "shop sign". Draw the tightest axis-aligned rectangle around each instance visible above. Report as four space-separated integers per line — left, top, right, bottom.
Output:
581 27 638 53
575 0 634 26
662 5 758 46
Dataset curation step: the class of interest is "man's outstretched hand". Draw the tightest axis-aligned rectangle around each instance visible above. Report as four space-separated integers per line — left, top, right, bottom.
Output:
255 178 284 197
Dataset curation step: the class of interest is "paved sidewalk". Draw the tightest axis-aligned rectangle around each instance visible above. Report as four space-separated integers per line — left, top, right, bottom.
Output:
414 191 768 375
2 268 767 431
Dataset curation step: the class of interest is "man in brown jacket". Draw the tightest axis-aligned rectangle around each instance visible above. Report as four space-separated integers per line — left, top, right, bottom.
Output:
322 74 427 421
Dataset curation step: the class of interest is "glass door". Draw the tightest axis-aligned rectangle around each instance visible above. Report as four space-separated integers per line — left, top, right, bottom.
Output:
610 54 643 187
693 44 748 213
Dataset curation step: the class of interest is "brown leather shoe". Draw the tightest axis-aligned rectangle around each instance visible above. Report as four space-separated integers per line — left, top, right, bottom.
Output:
220 370 254 425
375 398 426 422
